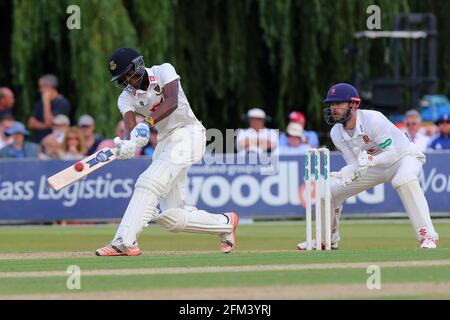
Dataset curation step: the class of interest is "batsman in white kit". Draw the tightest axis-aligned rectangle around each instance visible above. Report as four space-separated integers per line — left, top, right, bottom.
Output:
297 83 438 250
96 48 238 256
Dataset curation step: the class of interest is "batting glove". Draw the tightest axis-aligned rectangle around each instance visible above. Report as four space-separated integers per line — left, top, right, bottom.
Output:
130 123 150 148
114 137 137 160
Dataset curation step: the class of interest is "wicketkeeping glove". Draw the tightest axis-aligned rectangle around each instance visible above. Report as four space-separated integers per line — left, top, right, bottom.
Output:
353 147 374 180
331 168 354 187
114 137 137 160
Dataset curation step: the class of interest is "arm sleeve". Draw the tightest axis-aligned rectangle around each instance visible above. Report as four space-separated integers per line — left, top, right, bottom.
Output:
117 93 136 116
157 63 181 86
370 114 398 166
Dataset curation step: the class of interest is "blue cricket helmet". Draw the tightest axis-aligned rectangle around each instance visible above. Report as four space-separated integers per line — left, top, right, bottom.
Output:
323 83 361 125
323 83 361 104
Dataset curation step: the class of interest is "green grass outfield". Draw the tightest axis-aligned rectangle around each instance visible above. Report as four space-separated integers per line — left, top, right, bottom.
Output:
0 219 449 299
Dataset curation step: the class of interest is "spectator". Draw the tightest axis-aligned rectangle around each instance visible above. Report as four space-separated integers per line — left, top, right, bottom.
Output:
428 114 450 150
27 74 71 143
96 120 141 156
0 114 14 149
236 108 278 155
44 114 70 144
0 121 39 159
141 127 158 157
39 134 64 160
78 114 103 155
278 122 311 155
404 109 429 153
0 87 15 118
61 127 86 160
279 111 319 148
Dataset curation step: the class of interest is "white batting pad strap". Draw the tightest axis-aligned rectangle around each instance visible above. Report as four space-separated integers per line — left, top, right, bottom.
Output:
135 204 159 239
113 159 175 246
395 180 439 240
135 159 176 196
114 189 159 246
156 208 231 234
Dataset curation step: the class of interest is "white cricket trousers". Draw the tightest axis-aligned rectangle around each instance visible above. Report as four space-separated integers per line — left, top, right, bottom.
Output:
328 154 438 241
114 124 232 246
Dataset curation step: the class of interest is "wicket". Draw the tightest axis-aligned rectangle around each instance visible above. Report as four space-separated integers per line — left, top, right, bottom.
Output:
305 148 332 251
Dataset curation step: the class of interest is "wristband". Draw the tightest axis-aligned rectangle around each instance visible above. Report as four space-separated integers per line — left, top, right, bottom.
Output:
145 116 155 127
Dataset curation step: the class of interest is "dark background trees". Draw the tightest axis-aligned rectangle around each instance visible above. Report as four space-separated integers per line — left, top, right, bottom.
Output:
1 0 449 140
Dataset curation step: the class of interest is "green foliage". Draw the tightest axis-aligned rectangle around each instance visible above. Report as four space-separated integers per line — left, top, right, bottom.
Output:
66 0 137 130
3 0 450 138
11 0 67 120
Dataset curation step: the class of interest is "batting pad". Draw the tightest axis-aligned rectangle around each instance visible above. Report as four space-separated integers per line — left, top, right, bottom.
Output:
395 180 439 240
113 158 175 246
156 207 232 234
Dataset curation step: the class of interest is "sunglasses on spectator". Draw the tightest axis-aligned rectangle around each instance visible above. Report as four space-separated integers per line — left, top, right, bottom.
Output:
406 122 418 127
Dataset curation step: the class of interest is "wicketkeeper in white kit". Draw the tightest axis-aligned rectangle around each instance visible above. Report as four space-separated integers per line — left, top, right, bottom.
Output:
96 48 238 256
297 83 438 250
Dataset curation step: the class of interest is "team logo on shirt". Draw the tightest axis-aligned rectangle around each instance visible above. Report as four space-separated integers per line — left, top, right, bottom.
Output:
140 101 145 107
378 138 392 149
149 76 157 84
362 135 372 144
109 61 117 71
154 85 162 95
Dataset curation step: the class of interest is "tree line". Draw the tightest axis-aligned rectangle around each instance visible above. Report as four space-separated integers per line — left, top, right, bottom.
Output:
1 0 449 141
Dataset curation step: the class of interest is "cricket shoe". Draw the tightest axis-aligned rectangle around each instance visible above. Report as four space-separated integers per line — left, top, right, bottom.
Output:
219 212 239 253
95 238 142 256
419 227 437 249
296 239 339 251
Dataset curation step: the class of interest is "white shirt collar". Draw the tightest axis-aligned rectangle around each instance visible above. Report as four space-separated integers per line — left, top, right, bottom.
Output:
340 110 364 141
134 67 158 94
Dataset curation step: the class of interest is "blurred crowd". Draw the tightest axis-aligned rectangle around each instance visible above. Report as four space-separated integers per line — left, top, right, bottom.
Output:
235 108 319 156
235 106 450 156
400 109 450 152
0 74 158 160
1 74 449 160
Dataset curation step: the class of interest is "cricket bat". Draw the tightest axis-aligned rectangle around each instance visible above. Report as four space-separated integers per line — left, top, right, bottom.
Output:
47 147 118 191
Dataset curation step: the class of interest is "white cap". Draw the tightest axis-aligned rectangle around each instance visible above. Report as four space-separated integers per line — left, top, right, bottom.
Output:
247 108 266 119
286 122 304 139
52 114 70 126
78 114 95 126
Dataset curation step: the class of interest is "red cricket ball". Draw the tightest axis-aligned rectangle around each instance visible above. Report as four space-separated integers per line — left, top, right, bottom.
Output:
74 162 84 172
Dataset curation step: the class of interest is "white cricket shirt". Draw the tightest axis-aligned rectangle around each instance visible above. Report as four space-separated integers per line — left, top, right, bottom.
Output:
331 110 414 167
117 63 203 140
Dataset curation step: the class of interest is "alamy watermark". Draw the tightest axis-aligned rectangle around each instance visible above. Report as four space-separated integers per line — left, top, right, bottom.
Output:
67 5 81 30
66 265 81 290
366 265 381 290
366 5 381 30
168 127 280 175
